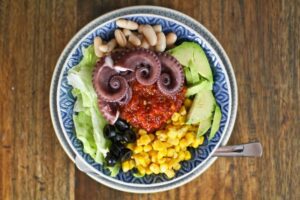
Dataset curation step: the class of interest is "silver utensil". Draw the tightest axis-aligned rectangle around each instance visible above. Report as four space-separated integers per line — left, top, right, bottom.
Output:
212 142 263 157
75 142 263 175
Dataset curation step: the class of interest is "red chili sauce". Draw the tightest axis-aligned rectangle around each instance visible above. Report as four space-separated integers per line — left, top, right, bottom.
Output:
120 82 186 132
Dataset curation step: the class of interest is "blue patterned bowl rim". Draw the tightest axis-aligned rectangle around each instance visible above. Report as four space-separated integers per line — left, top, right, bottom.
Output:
50 6 238 193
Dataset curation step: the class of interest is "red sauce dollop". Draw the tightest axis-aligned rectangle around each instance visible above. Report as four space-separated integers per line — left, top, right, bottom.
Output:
120 82 186 132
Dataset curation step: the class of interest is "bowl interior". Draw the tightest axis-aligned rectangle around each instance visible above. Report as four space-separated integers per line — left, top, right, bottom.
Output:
58 15 230 185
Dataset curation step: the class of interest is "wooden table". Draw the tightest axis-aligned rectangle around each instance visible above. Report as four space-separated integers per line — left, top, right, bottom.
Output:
1 0 299 199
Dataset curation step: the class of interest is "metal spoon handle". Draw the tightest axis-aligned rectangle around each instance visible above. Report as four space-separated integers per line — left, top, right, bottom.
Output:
213 142 263 157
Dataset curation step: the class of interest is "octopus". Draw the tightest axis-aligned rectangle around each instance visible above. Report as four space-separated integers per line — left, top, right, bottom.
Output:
92 48 185 127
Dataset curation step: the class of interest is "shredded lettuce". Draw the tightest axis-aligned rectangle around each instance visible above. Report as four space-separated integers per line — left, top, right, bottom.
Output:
67 45 110 164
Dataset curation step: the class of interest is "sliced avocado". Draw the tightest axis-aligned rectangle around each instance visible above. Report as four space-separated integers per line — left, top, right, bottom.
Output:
185 80 213 97
190 47 213 82
168 42 195 66
209 105 222 140
186 90 216 124
184 67 193 85
197 117 212 138
169 42 213 82
188 60 200 84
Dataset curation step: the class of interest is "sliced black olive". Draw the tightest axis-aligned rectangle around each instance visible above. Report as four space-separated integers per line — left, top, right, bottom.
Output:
115 118 130 131
122 129 137 143
120 148 132 162
105 152 118 166
104 124 117 139
109 142 124 158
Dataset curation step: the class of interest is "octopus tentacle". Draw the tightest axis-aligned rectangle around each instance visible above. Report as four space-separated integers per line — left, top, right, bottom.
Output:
156 52 184 96
98 99 120 124
115 48 161 84
92 64 129 102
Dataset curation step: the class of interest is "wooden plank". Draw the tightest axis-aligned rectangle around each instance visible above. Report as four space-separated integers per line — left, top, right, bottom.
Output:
0 0 77 199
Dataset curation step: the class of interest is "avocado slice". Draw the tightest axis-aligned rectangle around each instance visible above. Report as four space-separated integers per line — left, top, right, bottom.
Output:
186 90 216 124
169 42 213 82
185 80 213 97
184 67 193 85
208 105 222 140
188 60 201 84
197 117 212 138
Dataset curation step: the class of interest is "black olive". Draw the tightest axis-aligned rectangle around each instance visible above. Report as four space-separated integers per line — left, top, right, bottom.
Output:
120 148 132 162
115 119 130 131
105 152 118 166
109 142 124 158
113 133 126 144
122 129 137 143
104 125 117 139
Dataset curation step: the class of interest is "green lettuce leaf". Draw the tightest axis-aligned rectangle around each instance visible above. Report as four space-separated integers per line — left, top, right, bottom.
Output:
67 45 109 164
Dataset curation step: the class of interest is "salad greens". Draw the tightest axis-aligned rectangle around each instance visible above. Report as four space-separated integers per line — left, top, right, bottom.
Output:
68 45 120 174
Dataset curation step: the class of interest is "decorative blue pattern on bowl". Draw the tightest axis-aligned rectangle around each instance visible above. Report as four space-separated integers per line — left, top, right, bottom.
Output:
58 16 229 184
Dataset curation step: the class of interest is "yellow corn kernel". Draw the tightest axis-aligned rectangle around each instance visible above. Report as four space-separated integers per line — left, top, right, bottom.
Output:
157 157 166 164
167 159 176 169
165 169 175 178
126 143 135 151
184 151 192 160
146 168 152 175
191 136 204 148
129 160 135 169
173 162 181 170
122 161 131 172
178 151 186 161
173 152 178 159
177 116 186 125
167 130 177 139
137 134 151 146
149 151 158 162
179 106 187 116
157 132 168 141
143 144 152 152
184 98 192 108
148 134 155 142
157 149 168 159
134 145 143 153
177 127 189 139
160 163 168 173
138 129 147 135
185 132 195 145
149 163 160 174
171 113 181 122
179 138 188 149
167 138 179 146
153 140 165 151
137 165 146 175
167 148 176 157
175 145 180 152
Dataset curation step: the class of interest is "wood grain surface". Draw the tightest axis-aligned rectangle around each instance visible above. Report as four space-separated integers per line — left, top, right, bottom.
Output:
0 0 299 199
